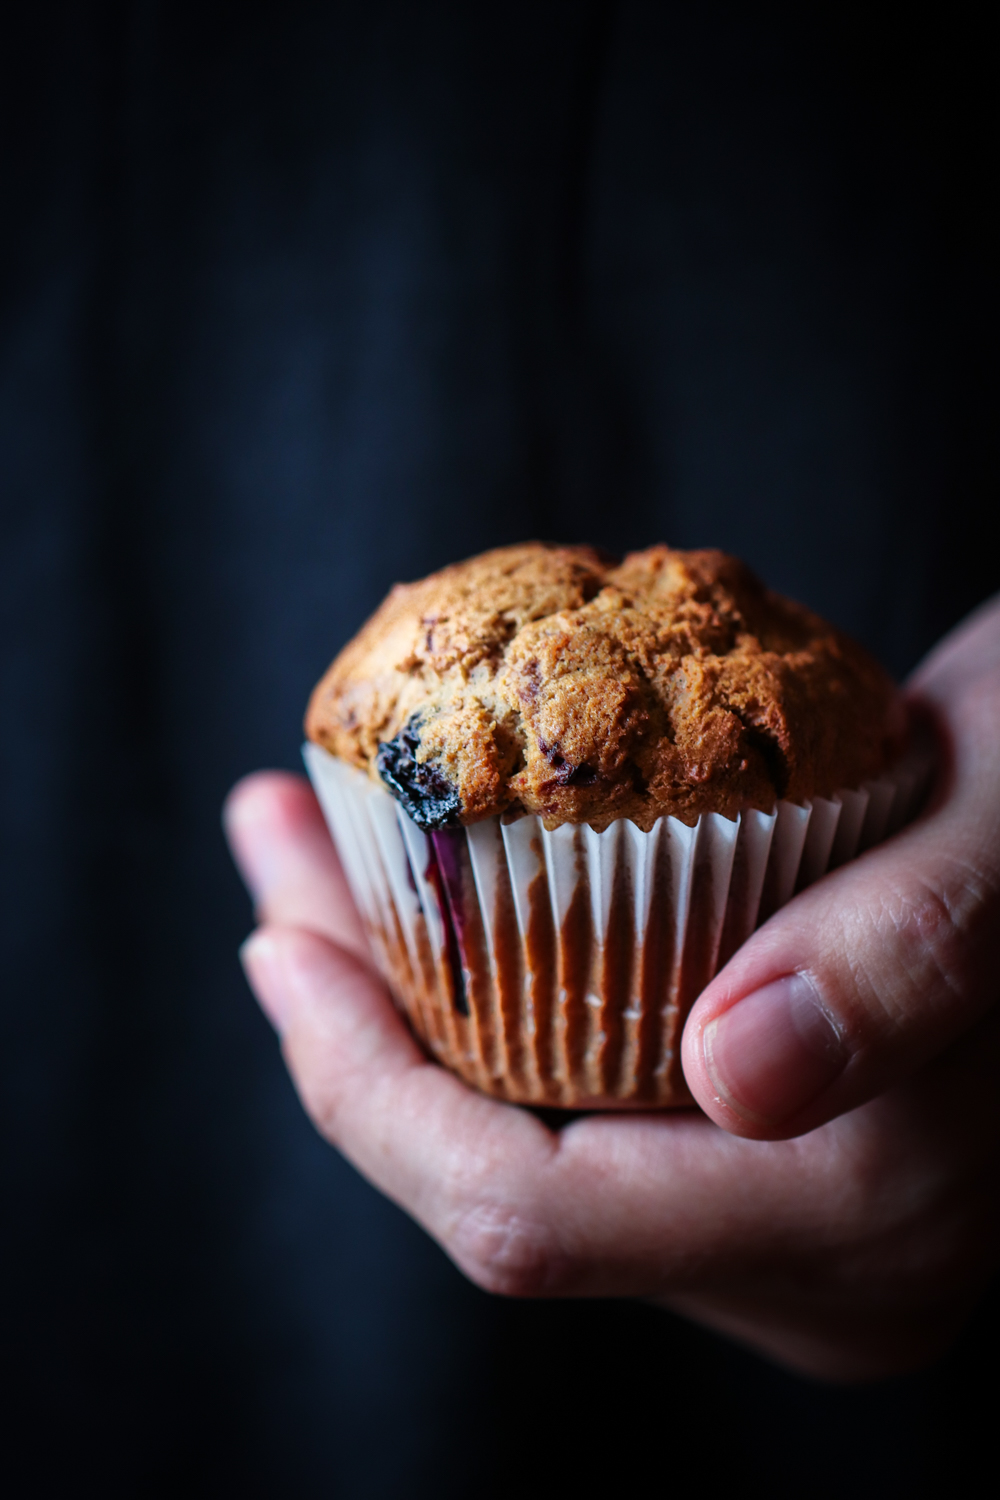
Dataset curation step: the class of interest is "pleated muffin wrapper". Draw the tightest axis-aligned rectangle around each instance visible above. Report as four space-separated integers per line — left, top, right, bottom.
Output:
303 742 933 1110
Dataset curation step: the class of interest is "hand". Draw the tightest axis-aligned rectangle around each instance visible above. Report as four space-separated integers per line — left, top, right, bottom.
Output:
224 598 1000 1382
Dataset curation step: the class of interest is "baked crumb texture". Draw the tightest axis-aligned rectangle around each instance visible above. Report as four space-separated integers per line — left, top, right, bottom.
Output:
306 543 902 833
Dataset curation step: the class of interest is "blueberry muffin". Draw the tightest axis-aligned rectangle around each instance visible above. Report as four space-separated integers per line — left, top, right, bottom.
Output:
304 543 905 1108
306 543 902 832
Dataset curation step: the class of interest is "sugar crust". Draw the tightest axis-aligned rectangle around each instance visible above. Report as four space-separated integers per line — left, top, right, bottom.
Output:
305 543 903 831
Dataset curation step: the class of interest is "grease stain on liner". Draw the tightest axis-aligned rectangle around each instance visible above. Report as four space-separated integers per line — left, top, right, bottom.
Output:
303 744 932 1111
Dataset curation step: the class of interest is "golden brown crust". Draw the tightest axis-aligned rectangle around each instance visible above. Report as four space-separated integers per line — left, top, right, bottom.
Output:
305 543 904 831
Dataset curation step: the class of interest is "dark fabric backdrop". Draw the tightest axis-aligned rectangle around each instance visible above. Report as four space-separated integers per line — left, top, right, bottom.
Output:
2 3 997 1495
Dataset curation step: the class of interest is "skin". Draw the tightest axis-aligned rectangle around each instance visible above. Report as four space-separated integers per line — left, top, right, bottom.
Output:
224 597 1000 1382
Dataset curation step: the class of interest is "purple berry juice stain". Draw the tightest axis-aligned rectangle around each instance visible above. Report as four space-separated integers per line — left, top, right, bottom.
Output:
425 829 469 1016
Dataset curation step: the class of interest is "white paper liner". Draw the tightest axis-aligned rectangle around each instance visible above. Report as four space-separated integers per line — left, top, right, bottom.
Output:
304 742 933 1109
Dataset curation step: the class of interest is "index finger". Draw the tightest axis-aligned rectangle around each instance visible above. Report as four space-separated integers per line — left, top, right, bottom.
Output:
224 770 371 962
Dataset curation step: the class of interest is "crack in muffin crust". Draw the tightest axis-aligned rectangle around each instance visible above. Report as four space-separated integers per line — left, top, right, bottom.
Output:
306 543 904 832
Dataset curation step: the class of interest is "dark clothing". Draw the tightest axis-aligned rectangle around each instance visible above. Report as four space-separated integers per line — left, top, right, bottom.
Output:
2 4 997 1495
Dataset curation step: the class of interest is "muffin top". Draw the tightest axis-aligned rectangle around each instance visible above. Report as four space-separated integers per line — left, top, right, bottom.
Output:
306 543 903 832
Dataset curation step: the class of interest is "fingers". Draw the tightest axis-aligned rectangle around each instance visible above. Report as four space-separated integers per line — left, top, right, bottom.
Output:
227 780 576 1289
224 771 369 961
238 926 898 1305
239 923 571 1292
239 922 997 1381
682 599 1000 1141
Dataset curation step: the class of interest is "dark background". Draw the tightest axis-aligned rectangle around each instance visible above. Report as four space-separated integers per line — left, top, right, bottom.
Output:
2 3 997 1495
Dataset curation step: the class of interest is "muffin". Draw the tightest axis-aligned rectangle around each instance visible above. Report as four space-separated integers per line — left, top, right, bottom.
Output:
303 543 914 1109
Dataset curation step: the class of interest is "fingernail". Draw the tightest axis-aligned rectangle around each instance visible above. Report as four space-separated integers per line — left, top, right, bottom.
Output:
702 974 848 1126
239 931 290 1035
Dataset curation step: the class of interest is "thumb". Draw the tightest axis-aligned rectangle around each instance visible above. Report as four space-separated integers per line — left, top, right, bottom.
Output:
682 602 1000 1140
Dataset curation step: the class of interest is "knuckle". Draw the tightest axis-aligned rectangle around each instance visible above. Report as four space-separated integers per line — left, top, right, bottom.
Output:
896 881 965 991
298 1081 342 1145
869 859 998 1025
445 1199 569 1298
288 1050 348 1147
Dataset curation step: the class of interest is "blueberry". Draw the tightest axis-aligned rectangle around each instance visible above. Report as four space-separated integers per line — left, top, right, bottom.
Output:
537 735 600 789
376 717 463 831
